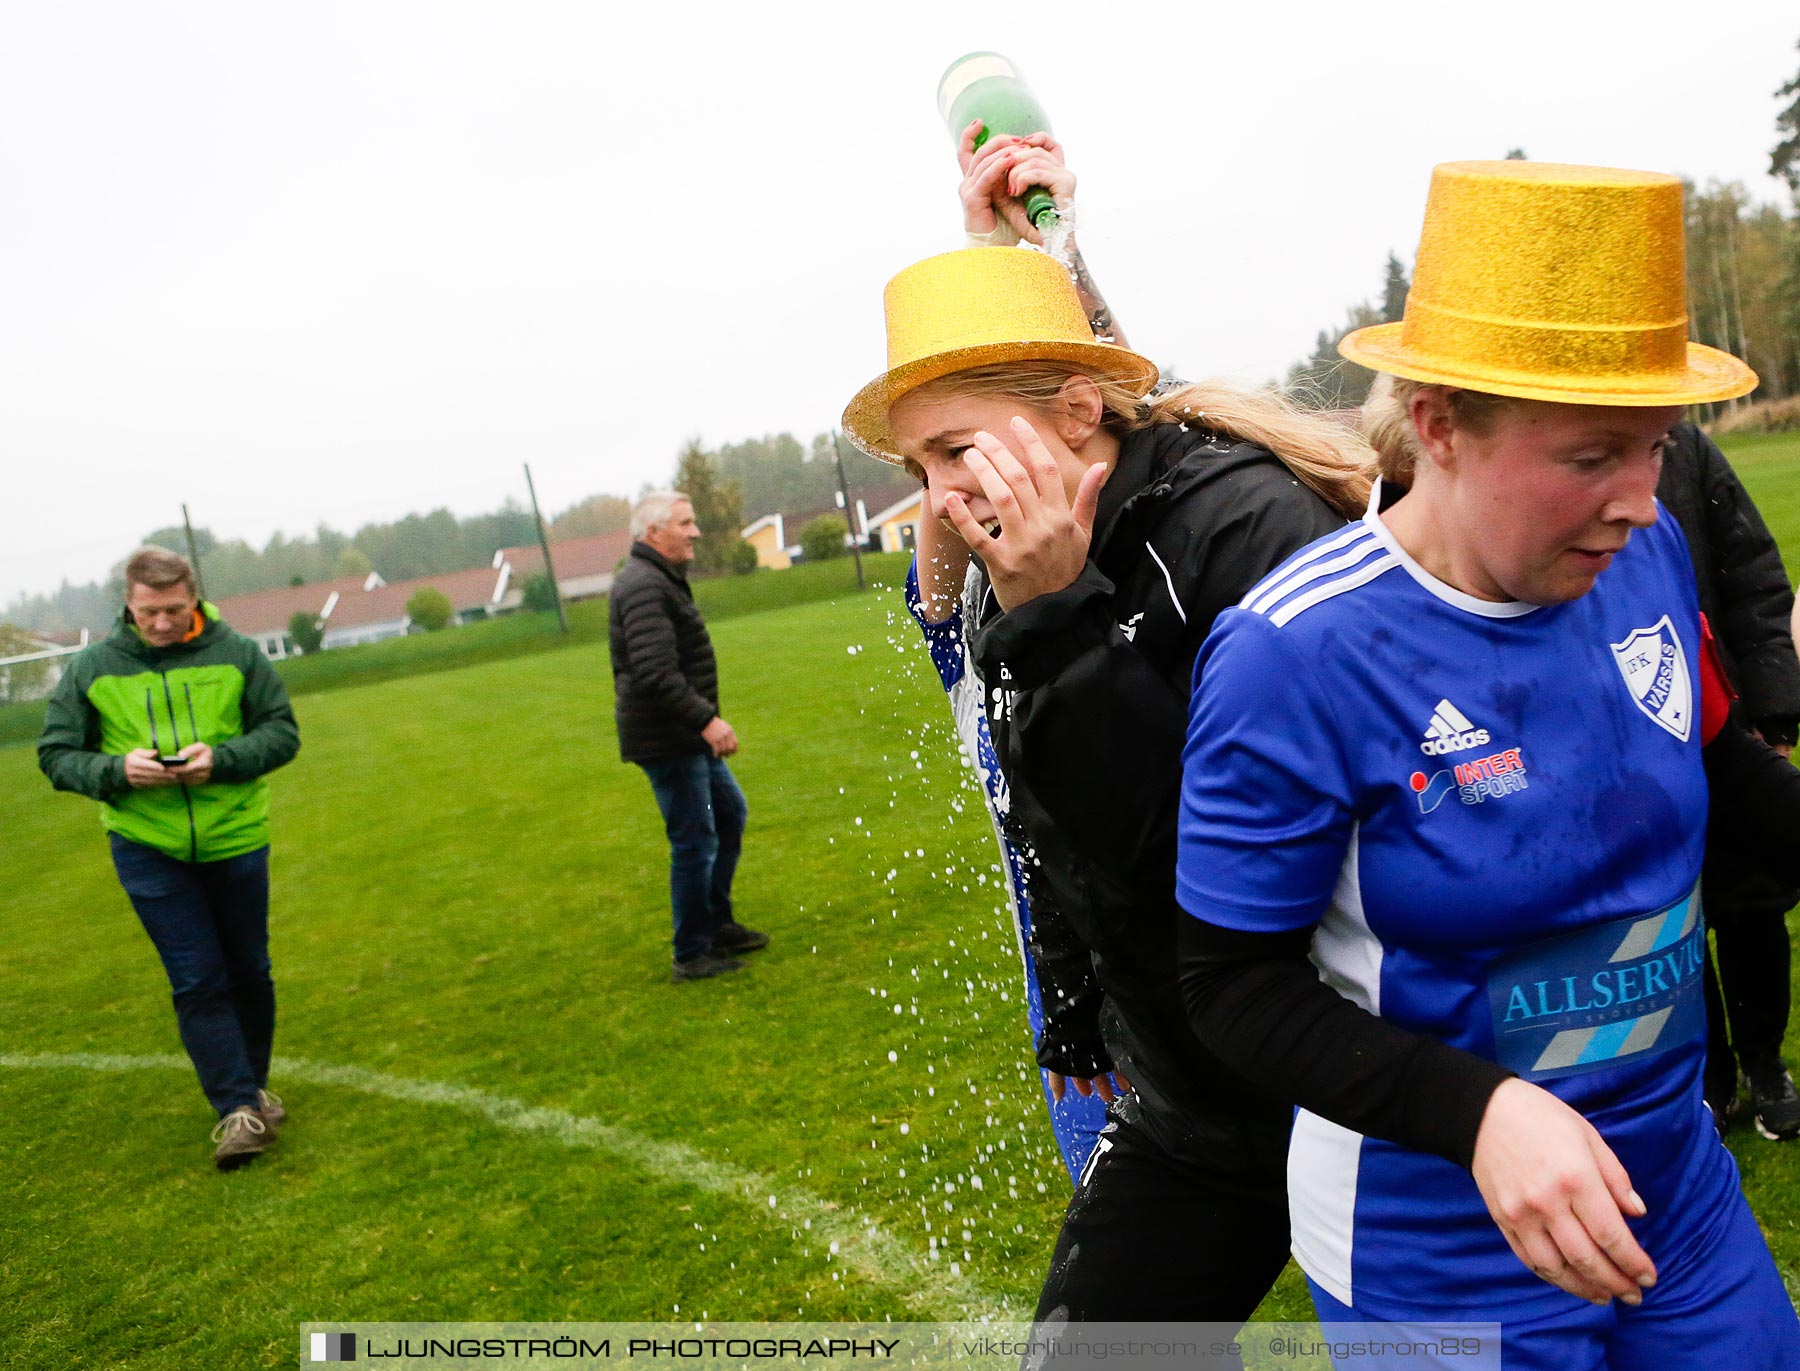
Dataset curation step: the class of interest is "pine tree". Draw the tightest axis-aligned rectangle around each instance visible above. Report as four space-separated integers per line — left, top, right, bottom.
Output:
673 439 745 575
1773 42 1800 191
1286 251 1410 410
1380 253 1410 324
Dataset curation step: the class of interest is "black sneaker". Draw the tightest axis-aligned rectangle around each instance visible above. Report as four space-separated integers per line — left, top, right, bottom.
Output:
1705 1095 1729 1137
1706 1089 1744 1138
671 951 744 983
711 922 770 954
1705 1071 1742 1136
1744 1060 1800 1142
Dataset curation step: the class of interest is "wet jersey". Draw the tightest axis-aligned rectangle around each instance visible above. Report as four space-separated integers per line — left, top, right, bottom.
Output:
1176 491 1737 1317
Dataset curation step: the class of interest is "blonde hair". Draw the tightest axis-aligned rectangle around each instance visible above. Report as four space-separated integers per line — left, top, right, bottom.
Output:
903 363 1375 518
1361 374 1522 487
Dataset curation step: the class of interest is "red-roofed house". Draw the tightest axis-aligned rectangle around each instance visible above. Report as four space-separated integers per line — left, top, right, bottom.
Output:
212 573 386 659
319 566 511 649
212 531 636 658
492 531 632 607
213 566 510 655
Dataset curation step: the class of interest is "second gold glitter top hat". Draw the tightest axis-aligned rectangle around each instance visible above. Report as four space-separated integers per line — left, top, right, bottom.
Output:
1339 160 1757 406
842 247 1160 464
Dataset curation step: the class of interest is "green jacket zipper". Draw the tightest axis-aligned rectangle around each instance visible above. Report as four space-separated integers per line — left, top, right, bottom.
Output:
158 669 199 863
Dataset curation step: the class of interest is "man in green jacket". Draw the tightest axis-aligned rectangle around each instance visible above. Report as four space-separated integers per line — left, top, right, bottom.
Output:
39 546 301 1170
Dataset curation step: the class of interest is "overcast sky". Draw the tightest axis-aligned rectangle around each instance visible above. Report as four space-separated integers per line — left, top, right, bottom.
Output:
4 1 1797 603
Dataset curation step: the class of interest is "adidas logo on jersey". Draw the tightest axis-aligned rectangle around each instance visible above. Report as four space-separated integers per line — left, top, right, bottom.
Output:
1419 698 1491 756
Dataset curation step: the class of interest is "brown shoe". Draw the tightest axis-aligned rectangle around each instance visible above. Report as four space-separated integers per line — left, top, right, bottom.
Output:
211 1106 271 1170
255 1088 286 1133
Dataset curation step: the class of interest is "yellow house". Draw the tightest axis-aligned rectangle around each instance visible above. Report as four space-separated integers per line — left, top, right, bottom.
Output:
869 489 925 554
740 514 791 571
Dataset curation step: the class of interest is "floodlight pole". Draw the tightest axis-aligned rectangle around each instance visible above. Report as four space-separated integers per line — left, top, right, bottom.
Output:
523 463 569 633
830 430 866 591
181 503 208 601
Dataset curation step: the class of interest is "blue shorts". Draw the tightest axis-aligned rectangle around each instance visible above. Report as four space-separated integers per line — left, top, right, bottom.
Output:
1304 1190 1799 1370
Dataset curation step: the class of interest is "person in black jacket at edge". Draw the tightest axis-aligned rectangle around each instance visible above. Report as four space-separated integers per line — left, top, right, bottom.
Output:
842 238 1377 1330
609 491 769 982
1657 425 1800 1141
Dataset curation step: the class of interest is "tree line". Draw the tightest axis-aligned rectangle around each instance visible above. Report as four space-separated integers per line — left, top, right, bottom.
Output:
8 504 539 634
1287 175 1800 421
6 431 918 632
26 48 1797 636
1287 48 1800 418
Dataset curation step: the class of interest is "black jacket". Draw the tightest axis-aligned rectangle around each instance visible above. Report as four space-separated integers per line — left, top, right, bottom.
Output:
609 543 720 763
969 421 1351 1135
1655 421 1800 746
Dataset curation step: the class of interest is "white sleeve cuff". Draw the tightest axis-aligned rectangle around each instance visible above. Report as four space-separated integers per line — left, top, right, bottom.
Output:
964 222 1022 249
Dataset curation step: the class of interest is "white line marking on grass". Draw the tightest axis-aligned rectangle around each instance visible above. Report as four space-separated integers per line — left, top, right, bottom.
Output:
0 1051 1016 1317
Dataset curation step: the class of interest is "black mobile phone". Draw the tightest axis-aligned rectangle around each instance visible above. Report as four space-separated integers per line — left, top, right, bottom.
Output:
157 755 189 767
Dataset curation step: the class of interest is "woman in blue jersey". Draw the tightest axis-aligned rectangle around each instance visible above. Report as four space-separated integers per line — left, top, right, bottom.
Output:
1177 161 1799 1368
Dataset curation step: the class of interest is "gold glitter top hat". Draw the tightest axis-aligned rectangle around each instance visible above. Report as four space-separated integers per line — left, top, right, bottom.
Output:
1340 161 1756 406
842 248 1159 464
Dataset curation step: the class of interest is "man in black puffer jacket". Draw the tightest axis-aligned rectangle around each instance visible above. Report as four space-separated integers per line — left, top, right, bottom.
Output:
609 491 768 981
1657 421 1800 1140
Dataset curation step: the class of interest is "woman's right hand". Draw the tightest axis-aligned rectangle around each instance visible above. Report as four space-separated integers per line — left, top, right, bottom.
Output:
956 119 1074 246
1047 1069 1132 1103
943 420 1106 613
1470 1078 1657 1306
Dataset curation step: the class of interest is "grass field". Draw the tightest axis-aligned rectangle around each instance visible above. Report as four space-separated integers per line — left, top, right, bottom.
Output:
0 553 914 748
5 589 1227 1367
1719 430 1800 563
4 448 1800 1366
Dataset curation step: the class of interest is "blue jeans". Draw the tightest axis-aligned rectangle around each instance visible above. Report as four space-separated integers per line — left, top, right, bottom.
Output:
637 754 747 962
109 834 274 1117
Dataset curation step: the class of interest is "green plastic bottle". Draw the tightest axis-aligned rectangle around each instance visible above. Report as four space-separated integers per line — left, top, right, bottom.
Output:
936 51 1060 231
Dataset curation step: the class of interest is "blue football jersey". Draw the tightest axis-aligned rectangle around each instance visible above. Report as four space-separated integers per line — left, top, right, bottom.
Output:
1177 491 1741 1318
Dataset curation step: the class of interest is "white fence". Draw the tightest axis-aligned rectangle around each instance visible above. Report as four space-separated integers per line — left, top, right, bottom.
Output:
0 631 89 703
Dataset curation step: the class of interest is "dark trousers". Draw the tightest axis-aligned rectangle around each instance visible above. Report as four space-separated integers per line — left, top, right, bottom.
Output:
1701 860 1796 1097
638 754 748 962
1033 1091 1292 1326
109 834 274 1117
